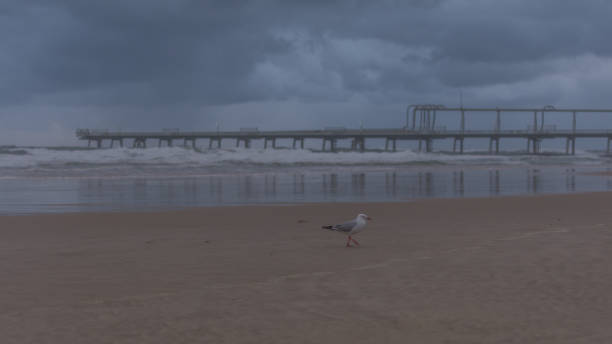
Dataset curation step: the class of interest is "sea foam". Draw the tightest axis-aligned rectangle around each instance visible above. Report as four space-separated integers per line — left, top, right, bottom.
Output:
0 146 606 178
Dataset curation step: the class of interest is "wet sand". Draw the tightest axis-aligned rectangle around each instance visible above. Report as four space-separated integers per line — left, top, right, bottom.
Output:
2 193 612 343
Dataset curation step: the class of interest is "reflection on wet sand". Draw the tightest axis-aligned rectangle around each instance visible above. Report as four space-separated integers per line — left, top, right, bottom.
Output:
264 175 276 197
385 172 396 197
453 171 464 196
322 173 338 196
57 167 611 213
566 169 576 192
293 174 304 195
209 176 223 203
527 169 540 194
351 173 365 197
417 172 434 197
489 170 500 195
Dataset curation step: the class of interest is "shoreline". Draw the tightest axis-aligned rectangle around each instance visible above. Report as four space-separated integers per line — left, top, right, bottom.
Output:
1 189 611 217
3 192 612 342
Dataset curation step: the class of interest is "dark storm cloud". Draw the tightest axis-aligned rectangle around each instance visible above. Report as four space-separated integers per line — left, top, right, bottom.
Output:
1 0 608 105
1 1 295 105
2 0 612 144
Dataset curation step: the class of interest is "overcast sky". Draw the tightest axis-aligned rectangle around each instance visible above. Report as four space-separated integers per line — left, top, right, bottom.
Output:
2 0 612 145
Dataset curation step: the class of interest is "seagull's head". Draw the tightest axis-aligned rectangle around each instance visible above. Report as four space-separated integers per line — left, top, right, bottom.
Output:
357 213 372 221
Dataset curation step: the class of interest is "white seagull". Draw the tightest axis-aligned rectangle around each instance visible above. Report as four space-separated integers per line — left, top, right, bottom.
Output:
322 213 372 247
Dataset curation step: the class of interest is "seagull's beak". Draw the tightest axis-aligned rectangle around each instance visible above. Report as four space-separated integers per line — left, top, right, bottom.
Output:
367 216 372 221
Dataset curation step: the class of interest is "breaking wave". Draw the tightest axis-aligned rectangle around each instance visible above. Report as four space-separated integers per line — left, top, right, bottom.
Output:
0 146 608 178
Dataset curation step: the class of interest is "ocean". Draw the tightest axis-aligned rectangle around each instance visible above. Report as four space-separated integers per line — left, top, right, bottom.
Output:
1 145 612 214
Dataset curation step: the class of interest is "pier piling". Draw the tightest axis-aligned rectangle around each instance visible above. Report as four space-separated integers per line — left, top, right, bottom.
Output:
292 138 305 149
209 138 222 149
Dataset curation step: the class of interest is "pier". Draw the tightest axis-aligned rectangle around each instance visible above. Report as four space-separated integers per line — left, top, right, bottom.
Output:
76 106 612 154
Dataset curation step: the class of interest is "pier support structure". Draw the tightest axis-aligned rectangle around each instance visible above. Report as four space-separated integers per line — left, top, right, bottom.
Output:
292 137 305 149
236 138 251 148
453 137 464 154
322 138 337 152
565 137 576 155
488 137 500 154
209 137 222 149
384 138 397 152
88 139 103 149
110 138 124 148
527 137 542 154
158 138 173 147
418 138 433 152
264 137 277 149
182 138 196 149
351 137 365 152
133 138 146 148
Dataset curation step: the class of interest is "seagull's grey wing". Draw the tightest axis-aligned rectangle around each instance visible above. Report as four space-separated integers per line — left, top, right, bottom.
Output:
333 220 357 232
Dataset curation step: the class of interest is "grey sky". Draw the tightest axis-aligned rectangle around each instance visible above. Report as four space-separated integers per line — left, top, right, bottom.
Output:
2 0 612 145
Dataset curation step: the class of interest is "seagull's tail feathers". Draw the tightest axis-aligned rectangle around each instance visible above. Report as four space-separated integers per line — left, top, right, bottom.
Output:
322 225 334 230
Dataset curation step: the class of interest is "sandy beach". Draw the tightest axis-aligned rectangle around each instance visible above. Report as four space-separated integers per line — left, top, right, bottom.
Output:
2 193 612 343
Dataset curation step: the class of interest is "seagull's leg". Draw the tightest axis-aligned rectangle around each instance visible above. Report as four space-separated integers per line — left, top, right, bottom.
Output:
351 237 360 246
346 236 352 247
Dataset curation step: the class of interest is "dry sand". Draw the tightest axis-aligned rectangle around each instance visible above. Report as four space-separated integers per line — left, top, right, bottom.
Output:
2 193 612 343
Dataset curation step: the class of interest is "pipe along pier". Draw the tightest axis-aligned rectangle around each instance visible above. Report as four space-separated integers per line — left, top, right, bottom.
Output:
76 106 612 154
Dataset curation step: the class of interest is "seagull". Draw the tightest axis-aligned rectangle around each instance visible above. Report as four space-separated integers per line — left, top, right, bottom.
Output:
322 213 372 247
